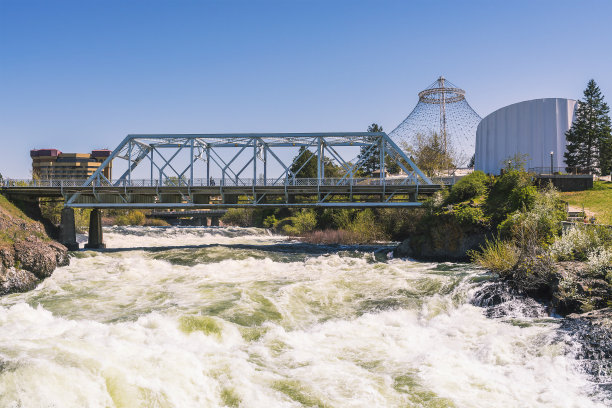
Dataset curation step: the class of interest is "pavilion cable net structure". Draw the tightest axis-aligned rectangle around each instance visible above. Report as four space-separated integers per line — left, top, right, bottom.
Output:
389 76 482 167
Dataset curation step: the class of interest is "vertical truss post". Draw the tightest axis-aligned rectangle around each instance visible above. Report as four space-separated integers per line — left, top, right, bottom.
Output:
206 146 210 186
128 141 132 185
253 139 257 185
263 143 267 186
150 148 154 186
190 139 194 186
379 136 384 184
317 137 322 187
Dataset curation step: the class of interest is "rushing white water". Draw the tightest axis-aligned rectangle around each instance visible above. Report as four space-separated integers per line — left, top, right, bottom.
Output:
0 226 608 407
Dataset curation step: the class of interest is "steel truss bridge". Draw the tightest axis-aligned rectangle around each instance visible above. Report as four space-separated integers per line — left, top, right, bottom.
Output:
1 133 446 209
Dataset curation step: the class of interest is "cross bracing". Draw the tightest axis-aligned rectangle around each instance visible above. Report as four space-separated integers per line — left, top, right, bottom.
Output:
1 133 444 208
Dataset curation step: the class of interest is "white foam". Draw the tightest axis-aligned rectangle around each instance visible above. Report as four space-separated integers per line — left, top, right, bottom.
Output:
0 227 607 407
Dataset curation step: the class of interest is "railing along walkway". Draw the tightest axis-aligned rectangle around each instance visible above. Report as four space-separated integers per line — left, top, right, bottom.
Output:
1 177 453 189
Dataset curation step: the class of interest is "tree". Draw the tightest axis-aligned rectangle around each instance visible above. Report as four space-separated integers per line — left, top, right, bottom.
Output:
290 147 318 178
404 132 455 177
564 79 612 175
468 154 475 169
357 123 383 176
355 123 402 176
289 146 343 178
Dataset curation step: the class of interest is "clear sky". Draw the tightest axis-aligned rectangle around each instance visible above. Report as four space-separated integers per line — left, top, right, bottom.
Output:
1 0 611 177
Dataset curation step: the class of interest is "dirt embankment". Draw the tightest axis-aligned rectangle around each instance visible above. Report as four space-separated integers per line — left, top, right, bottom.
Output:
0 195 68 296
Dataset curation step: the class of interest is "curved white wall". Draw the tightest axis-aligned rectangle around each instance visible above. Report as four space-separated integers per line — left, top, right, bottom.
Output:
475 98 577 174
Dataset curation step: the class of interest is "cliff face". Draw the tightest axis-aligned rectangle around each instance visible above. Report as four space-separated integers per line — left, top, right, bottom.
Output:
393 215 490 262
0 195 68 296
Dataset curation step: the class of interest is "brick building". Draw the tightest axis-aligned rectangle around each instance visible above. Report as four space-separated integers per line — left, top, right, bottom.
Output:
30 149 112 180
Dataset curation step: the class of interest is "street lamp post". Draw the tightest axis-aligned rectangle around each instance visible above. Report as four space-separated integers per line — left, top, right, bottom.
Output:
550 151 554 174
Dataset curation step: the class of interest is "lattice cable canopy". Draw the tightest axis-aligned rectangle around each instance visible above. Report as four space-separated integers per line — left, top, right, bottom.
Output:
389 76 482 167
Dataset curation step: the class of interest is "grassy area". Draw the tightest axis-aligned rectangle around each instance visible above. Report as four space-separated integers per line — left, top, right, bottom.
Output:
0 194 32 223
0 194 48 244
560 181 612 225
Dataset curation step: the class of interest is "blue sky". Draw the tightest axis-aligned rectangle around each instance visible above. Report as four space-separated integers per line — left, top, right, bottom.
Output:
1 0 611 177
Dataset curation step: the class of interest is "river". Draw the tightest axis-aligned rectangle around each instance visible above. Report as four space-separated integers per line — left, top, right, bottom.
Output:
0 226 609 407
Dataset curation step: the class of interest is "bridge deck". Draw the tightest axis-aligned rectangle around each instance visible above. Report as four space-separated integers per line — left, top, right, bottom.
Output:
1 180 444 208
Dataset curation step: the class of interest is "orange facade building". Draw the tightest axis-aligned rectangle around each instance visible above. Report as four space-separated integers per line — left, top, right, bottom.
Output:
30 149 112 180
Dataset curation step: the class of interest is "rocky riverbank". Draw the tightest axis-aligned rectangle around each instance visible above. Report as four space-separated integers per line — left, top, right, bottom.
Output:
470 278 612 387
393 226 489 261
393 223 612 387
0 195 69 296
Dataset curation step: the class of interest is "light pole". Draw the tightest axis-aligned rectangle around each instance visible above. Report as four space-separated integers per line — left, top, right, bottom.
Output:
550 151 554 174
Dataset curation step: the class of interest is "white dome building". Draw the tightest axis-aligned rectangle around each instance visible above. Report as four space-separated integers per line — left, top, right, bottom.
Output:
475 98 577 174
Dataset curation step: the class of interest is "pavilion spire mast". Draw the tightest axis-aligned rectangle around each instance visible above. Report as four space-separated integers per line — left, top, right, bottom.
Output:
389 76 482 168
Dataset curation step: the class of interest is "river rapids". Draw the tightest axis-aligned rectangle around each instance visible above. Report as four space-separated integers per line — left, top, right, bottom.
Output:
0 226 609 407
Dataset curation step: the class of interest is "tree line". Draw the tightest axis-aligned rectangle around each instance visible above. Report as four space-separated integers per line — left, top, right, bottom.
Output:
565 79 612 175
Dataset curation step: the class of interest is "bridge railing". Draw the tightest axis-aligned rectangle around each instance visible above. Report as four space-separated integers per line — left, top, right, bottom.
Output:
0 176 450 189
0 179 95 188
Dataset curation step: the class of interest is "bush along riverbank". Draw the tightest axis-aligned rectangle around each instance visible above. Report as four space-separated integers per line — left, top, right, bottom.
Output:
0 195 69 295
221 205 423 245
395 169 611 316
395 169 612 384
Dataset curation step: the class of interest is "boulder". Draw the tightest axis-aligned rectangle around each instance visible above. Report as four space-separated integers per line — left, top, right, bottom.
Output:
394 228 489 261
393 238 412 258
13 240 60 279
0 266 39 295
0 245 15 268
48 241 69 267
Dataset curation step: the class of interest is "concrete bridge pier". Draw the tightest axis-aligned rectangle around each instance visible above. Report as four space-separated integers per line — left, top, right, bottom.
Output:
59 207 79 251
209 216 220 226
85 209 106 249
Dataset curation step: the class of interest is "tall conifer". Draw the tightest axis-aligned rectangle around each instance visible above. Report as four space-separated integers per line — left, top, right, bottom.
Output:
357 123 383 176
564 79 612 175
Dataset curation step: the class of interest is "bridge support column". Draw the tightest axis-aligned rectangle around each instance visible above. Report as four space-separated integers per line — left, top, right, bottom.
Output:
210 216 220 227
85 209 106 249
59 207 79 251
409 192 418 202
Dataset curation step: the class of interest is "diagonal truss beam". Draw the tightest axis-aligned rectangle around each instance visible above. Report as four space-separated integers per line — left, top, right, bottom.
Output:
64 132 434 207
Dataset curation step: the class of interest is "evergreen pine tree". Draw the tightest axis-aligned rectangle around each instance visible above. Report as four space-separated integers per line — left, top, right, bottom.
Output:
290 146 318 178
357 123 383 176
564 79 612 175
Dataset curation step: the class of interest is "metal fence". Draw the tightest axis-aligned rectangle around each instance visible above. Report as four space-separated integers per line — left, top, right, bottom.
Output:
0 176 445 189
528 167 594 175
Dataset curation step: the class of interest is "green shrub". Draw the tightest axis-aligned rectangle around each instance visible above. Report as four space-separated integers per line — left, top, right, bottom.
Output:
145 218 170 227
550 225 612 261
422 188 449 213
348 209 388 242
486 170 537 225
282 209 318 235
453 205 487 227
586 247 612 277
499 186 566 245
375 208 424 241
263 215 278 228
328 209 357 230
508 185 538 211
446 171 488 204
469 238 520 276
221 209 254 227
116 210 146 226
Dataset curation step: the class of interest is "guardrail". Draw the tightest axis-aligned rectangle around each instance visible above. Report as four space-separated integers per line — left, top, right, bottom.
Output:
0 176 447 188
529 167 595 176
561 221 612 232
